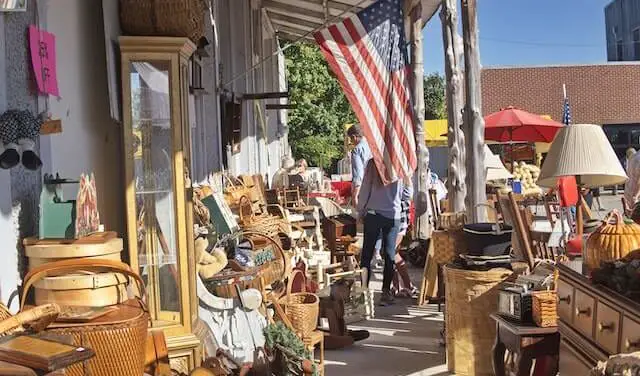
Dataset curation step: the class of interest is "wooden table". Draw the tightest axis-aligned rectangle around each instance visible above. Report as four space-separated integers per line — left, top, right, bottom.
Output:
491 313 560 376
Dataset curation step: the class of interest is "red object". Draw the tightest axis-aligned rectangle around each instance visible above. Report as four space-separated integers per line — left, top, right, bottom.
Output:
484 106 564 143
566 237 583 256
314 1 417 185
330 181 352 199
409 202 415 224
557 176 579 207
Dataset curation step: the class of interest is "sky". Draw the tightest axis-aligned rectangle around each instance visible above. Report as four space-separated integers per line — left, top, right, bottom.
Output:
421 0 613 75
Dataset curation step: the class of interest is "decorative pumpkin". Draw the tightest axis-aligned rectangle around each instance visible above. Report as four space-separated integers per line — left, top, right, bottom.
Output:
585 210 640 269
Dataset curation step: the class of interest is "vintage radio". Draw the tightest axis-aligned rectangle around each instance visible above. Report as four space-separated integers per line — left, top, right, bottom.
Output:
497 283 532 323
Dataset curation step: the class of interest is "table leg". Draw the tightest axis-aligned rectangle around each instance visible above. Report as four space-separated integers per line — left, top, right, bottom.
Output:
493 324 507 376
516 352 534 376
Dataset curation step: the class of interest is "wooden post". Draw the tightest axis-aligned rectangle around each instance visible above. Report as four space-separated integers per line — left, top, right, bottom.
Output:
461 0 486 222
440 0 466 213
410 1 430 240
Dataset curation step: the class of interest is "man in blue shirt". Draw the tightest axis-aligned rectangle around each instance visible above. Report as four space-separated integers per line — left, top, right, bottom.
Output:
347 124 372 207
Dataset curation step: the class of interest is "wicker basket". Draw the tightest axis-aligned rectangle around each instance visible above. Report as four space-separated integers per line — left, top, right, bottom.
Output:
0 303 61 337
21 259 149 376
432 229 466 265
119 0 206 43
532 290 558 328
444 265 513 376
278 270 319 337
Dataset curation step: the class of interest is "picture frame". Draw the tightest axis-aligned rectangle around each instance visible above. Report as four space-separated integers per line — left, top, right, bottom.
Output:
0 0 27 12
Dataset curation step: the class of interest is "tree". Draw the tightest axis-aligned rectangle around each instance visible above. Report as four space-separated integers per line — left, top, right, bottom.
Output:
424 72 446 120
283 42 356 170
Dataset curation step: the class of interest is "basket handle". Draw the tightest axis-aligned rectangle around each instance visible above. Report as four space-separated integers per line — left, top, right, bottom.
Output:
286 269 306 297
20 259 147 310
474 203 501 233
605 209 623 225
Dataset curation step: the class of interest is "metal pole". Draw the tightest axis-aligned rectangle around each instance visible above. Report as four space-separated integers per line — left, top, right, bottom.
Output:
410 1 430 239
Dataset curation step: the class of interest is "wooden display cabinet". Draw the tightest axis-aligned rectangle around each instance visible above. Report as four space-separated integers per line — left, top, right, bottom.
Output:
120 36 200 373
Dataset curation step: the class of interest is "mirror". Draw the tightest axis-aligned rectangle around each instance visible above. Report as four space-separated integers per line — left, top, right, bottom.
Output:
0 0 27 11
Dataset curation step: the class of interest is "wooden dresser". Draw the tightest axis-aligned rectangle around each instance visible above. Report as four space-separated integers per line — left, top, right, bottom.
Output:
558 263 640 373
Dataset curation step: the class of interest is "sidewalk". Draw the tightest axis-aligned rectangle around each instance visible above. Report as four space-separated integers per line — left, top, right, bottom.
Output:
325 265 451 376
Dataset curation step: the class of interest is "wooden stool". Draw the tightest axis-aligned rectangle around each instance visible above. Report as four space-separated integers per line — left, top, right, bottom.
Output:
302 330 325 376
491 313 560 376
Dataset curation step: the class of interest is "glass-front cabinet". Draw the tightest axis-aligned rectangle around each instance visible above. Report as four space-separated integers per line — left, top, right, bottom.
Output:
120 36 199 373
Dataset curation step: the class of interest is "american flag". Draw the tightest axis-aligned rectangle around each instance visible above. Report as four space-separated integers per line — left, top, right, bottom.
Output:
314 0 417 184
562 96 572 125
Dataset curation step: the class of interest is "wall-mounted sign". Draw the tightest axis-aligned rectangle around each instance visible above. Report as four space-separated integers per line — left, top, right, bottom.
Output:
29 25 59 96
0 0 27 12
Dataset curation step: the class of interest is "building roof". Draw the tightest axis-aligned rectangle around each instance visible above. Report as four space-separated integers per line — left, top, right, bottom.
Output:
482 63 640 125
264 0 440 43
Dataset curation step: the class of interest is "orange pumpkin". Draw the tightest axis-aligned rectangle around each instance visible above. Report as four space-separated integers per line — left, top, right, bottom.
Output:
585 210 640 269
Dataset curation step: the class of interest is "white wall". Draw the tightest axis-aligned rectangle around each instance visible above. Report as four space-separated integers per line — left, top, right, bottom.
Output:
45 0 124 234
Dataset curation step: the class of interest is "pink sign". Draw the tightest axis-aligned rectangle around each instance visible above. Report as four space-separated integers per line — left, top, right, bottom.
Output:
29 25 59 96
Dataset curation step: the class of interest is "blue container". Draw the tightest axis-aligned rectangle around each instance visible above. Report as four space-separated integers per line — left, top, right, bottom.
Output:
512 180 522 194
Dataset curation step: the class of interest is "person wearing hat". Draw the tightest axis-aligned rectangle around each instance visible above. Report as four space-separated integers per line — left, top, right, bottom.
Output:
272 155 296 189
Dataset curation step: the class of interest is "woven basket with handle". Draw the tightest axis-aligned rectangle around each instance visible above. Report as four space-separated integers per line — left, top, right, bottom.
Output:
278 269 319 337
119 0 207 43
532 290 558 328
21 259 149 376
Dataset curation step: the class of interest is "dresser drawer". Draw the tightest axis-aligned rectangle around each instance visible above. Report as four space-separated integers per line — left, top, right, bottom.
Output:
621 317 640 353
595 301 621 354
573 289 595 338
557 279 574 323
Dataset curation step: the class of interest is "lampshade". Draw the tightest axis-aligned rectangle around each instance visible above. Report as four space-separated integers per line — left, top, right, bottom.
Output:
537 124 627 188
484 145 513 180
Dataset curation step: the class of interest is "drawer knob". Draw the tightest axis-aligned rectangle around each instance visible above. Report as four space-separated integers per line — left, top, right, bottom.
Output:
575 307 591 317
598 322 615 332
625 339 640 350
558 295 571 304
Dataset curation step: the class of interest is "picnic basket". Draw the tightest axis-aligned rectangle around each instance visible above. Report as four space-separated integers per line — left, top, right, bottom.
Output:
21 259 149 376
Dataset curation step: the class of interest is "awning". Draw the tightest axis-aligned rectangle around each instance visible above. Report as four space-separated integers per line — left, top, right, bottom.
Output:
265 0 441 43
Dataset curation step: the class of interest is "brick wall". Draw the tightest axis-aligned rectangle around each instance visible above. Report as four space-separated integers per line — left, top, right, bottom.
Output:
482 63 640 125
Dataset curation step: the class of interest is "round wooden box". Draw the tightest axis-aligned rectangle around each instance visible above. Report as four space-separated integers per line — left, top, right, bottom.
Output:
25 237 123 270
33 272 129 307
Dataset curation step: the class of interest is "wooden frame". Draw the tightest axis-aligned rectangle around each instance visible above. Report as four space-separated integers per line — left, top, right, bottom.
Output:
120 36 200 370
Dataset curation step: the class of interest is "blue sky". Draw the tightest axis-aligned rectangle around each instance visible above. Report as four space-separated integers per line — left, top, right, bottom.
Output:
422 0 613 75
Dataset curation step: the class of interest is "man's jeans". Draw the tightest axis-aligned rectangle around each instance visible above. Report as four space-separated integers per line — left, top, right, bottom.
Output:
361 213 400 291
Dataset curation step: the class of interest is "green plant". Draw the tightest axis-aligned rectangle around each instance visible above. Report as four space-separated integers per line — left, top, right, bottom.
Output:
263 322 317 376
423 72 446 120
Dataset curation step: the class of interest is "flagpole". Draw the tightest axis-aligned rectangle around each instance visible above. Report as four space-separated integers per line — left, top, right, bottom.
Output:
563 83 567 100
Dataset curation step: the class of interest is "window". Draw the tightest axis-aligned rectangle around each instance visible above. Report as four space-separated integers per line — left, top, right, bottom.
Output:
219 93 242 168
634 29 640 60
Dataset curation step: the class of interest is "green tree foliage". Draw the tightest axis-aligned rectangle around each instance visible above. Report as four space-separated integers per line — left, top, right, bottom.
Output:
424 72 446 120
283 42 356 169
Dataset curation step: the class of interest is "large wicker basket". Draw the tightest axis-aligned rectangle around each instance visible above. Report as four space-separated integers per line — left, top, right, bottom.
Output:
444 265 513 376
119 0 207 43
21 259 149 376
278 270 319 337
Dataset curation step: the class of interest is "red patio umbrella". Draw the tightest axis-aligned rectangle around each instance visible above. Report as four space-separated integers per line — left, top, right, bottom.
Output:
484 106 564 143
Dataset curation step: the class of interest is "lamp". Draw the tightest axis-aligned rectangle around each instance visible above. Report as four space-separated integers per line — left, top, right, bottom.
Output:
537 124 628 236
